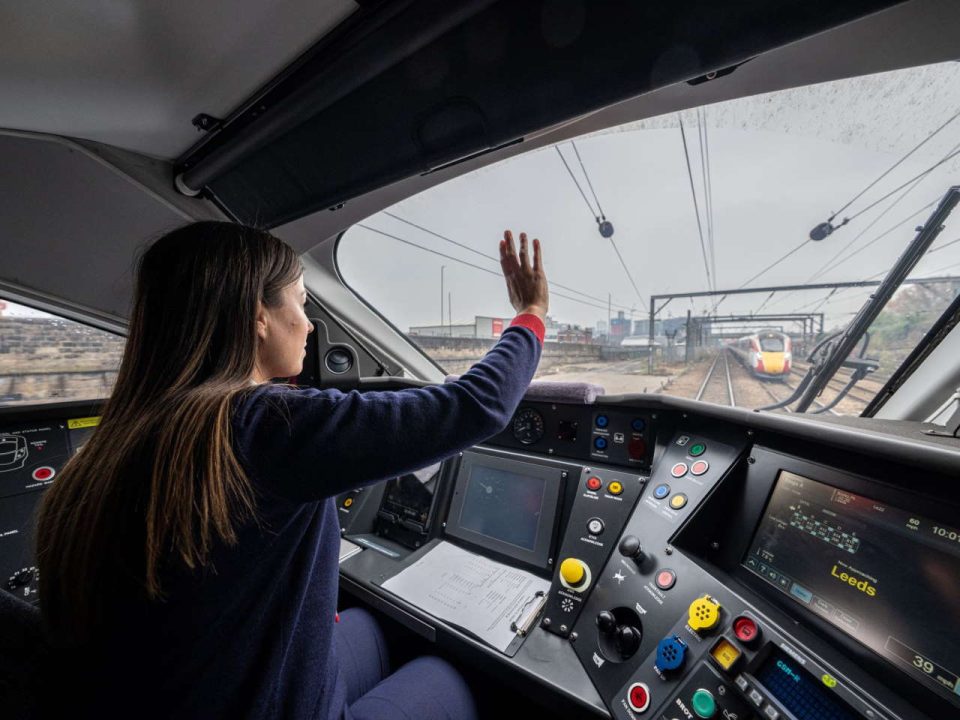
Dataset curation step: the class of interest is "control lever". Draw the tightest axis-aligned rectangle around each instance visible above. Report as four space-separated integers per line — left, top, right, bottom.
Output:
618 535 645 564
596 611 617 635
615 625 641 657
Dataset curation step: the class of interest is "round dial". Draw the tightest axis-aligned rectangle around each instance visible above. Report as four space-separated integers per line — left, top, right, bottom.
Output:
512 408 545 445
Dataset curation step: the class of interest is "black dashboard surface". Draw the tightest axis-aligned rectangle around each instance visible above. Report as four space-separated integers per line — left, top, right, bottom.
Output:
2 391 959 720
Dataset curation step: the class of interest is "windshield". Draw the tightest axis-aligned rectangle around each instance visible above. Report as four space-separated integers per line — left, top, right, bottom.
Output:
338 62 960 415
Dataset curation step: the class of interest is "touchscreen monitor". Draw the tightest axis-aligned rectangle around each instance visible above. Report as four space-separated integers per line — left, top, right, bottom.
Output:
445 451 564 570
745 471 960 706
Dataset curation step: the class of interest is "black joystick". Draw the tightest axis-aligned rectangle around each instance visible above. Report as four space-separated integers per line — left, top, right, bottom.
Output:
615 624 641 657
596 610 617 635
618 535 645 563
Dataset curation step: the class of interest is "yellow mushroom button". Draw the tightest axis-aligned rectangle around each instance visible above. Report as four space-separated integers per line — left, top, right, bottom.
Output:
688 595 722 632
669 493 688 509
560 558 586 586
608 481 623 495
342 497 354 508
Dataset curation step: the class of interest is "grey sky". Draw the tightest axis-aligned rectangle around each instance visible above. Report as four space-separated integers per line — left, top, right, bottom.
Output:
339 62 960 335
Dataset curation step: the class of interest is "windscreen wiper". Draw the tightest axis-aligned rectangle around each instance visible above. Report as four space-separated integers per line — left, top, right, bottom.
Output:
791 186 959 413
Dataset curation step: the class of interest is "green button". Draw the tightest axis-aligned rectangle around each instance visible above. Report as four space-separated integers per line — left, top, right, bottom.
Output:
692 688 716 718
690 442 706 457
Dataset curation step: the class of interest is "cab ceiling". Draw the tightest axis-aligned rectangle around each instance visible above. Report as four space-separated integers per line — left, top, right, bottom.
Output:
0 0 356 159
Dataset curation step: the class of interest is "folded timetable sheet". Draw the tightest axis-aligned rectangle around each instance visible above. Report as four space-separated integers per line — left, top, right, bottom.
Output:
381 541 551 653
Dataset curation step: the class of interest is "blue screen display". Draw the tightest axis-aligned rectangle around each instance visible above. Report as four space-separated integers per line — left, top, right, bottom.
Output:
755 650 857 720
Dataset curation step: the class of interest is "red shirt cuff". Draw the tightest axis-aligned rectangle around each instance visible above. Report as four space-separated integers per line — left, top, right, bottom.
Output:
509 314 545 344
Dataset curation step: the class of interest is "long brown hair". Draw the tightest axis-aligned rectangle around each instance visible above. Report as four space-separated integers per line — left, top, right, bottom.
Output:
36 221 302 644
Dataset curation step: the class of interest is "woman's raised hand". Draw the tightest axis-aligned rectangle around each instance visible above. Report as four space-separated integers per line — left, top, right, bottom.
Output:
499 230 549 320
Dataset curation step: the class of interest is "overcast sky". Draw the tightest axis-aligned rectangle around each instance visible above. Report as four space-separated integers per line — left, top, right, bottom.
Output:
335 62 960 336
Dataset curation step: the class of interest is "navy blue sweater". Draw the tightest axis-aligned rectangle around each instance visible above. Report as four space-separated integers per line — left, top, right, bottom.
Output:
67 322 541 720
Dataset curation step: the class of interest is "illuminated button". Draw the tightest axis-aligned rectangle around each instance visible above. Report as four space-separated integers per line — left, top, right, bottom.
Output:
342 497 353 508
653 483 670 499
627 683 650 713
689 442 706 457
628 438 647 459
690 460 709 476
762 705 780 720
586 517 604 535
560 558 587 588
656 569 676 590
688 595 722 632
669 493 688 510
692 689 717 718
586 476 602 491
670 462 688 478
32 466 55 481
607 481 623 495
733 615 761 645
631 418 646 432
594 436 608 451
655 635 687 673
709 637 742 672
595 414 609 428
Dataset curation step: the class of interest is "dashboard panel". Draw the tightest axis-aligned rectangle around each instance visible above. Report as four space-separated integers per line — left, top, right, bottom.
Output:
2 390 959 720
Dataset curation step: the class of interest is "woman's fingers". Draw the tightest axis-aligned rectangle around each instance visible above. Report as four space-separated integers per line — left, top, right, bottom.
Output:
519 232 529 271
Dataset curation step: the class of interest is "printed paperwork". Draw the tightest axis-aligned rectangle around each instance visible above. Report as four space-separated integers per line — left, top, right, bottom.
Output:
381 541 550 654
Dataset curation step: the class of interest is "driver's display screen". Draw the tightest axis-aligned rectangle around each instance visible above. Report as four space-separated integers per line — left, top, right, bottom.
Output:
745 471 960 705
458 465 546 551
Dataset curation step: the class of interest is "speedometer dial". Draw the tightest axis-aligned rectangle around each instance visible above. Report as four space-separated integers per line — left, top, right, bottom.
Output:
512 408 545 445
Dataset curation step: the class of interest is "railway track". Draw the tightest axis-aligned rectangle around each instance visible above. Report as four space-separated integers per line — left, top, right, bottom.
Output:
788 363 876 407
696 350 737 407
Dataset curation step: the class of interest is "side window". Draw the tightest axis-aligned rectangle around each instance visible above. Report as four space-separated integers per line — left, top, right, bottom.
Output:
0 298 124 407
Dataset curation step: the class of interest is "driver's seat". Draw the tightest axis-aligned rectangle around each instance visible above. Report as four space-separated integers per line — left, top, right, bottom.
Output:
0 589 47 720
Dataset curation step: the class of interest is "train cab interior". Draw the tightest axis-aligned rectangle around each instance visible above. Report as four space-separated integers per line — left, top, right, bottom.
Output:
4 1 960 718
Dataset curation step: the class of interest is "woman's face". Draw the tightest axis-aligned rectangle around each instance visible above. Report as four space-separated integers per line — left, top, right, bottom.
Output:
254 275 314 381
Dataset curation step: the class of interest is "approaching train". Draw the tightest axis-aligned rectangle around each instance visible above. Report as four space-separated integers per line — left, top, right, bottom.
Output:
729 330 792 379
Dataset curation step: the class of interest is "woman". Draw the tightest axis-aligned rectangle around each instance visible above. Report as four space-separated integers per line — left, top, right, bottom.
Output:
36 221 549 720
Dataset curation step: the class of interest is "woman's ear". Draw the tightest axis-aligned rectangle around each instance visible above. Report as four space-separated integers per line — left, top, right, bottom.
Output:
255 300 269 341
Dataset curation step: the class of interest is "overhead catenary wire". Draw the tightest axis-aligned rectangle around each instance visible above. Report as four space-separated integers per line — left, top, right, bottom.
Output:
678 113 714 293
381 211 634 310
825 108 960 224
838 145 960 226
357 224 617 313
555 146 598 221
571 140 606 221
557 142 645 305
803 137 959 286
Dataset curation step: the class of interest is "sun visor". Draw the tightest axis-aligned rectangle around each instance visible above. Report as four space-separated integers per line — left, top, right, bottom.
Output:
179 0 904 229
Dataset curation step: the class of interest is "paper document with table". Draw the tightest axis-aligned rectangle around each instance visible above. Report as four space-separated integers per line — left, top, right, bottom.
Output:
381 541 550 655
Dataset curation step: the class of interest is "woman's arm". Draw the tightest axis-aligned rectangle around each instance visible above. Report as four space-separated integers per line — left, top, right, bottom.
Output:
237 230 550 501
236 318 543 501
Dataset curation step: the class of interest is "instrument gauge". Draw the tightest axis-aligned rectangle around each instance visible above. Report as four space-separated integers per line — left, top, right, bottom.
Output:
512 408 545 445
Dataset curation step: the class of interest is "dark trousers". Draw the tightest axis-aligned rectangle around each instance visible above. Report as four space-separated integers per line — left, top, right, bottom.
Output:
335 608 478 720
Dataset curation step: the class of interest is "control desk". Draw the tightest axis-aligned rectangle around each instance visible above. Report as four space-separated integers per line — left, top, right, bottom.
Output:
2 389 959 720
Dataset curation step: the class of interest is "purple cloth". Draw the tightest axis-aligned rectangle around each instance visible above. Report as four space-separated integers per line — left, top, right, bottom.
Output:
56 325 540 720
445 376 605 404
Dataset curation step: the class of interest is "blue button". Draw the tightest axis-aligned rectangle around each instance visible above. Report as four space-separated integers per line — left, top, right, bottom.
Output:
790 583 813 604
594 436 608 451
631 418 646 432
595 414 609 428
655 635 687 672
653 483 670 499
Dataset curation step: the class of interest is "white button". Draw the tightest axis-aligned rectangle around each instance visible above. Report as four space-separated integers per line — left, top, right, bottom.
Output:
587 518 604 535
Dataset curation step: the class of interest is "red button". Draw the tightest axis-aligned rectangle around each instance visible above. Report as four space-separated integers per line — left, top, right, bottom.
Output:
628 438 647 459
32 467 55 481
671 462 688 478
691 460 709 476
586 476 602 491
733 615 761 645
628 682 651 713
656 569 677 590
